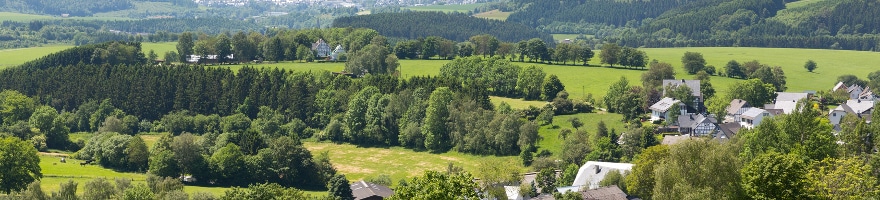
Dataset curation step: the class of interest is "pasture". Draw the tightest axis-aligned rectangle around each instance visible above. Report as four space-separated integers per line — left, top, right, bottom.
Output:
0 12 53 22
303 142 523 185
404 3 484 13
536 112 628 156
473 10 511 21
0 45 74 69
142 42 178 57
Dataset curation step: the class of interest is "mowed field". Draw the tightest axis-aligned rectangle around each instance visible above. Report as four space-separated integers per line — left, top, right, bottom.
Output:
404 3 484 13
473 9 511 21
0 45 74 69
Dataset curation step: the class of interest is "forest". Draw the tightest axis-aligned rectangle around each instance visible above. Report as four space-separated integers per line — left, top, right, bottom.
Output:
508 0 880 51
332 11 554 44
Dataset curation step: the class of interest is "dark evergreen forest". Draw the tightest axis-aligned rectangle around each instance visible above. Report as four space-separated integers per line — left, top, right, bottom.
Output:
332 12 554 44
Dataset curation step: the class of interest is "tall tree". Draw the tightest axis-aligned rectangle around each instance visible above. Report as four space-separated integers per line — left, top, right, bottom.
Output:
625 145 668 200
806 157 880 199
641 61 676 89
725 60 745 79
600 43 622 66
232 32 255 63
517 66 546 100
543 74 565 101
176 32 194 62
423 87 454 152
681 52 706 74
0 137 41 194
327 174 354 200
653 140 744 200
214 34 232 64
388 171 480 200
126 136 149 172
726 79 777 106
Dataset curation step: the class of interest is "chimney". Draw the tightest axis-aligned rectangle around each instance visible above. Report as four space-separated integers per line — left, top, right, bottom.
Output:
681 79 685 83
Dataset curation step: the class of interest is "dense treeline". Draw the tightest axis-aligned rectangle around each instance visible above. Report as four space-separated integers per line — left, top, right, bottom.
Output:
0 0 133 16
332 11 554 43
507 0 705 27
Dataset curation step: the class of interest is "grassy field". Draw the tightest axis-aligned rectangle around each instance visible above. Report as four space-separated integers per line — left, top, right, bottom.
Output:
551 34 588 41
0 12 54 22
490 96 548 110
0 45 74 69
473 9 511 21
142 42 178 56
405 3 484 13
39 154 240 197
303 142 522 185
536 112 627 156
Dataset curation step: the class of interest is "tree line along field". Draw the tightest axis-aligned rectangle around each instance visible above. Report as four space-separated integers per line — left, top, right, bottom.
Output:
9 44 880 100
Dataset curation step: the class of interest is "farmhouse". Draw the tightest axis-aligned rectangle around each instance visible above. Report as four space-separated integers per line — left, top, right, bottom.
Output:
740 107 772 129
350 181 394 200
829 99 874 128
662 79 703 112
649 97 680 122
726 99 751 123
764 92 810 114
677 113 718 136
312 39 332 58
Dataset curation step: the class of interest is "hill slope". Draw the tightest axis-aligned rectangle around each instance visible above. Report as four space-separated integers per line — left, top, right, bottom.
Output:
333 11 554 43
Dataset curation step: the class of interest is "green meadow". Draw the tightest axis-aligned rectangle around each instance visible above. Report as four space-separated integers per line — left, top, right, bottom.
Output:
404 3 484 13
0 12 54 22
0 45 74 69
473 10 511 21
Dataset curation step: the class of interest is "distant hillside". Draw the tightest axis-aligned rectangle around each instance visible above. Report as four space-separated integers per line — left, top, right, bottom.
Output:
506 0 880 51
332 12 554 43
0 0 196 16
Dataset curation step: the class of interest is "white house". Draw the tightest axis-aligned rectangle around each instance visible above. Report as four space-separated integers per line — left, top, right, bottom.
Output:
330 45 345 61
765 92 810 114
662 79 703 112
829 99 874 126
726 99 751 122
649 97 680 122
312 39 332 57
571 161 633 190
740 107 771 129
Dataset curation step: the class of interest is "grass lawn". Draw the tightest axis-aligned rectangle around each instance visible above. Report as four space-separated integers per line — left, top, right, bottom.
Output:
0 12 54 22
405 3 484 13
142 42 178 57
303 142 523 186
0 45 74 69
490 96 548 110
473 9 511 21
536 112 627 156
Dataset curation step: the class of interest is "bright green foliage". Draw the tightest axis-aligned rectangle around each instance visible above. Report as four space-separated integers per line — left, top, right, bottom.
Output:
603 77 643 120
423 87 454 152
560 129 590 166
681 52 706 74
600 43 622 66
296 45 313 62
517 66 547 100
51 180 77 199
0 90 36 126
554 191 584 200
221 113 251 134
665 84 694 108
214 34 232 64
625 145 668 200
641 61 676 89
653 140 744 200
343 86 379 142
20 180 46 200
122 184 154 200
837 114 875 157
126 136 149 172
345 44 397 75
176 32 194 62
726 79 777 106
388 171 480 200
543 74 565 101
83 178 116 200
806 157 880 199
210 144 245 185
619 124 659 162
536 168 556 194
740 152 809 200
327 174 354 200
221 183 311 200
599 169 625 190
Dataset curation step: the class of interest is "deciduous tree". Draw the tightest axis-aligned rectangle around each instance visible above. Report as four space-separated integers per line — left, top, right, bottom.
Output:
0 136 41 194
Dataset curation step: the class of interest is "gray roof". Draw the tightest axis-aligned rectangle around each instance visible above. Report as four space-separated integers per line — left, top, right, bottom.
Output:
775 92 809 102
661 135 691 145
649 97 680 112
351 181 394 200
848 84 864 94
662 79 701 97
581 185 628 200
718 122 741 140
741 107 768 120
678 114 715 128
834 100 874 114
726 99 750 115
